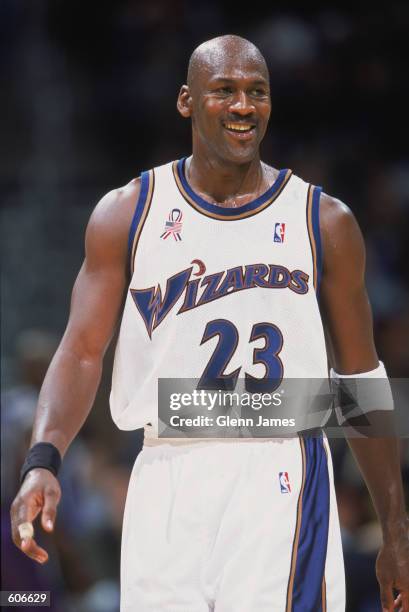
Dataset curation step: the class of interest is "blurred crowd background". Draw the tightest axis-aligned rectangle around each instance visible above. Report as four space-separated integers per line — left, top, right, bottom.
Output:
1 2 408 611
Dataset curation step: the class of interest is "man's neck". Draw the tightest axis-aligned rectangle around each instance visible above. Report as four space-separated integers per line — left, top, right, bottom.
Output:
185 152 274 208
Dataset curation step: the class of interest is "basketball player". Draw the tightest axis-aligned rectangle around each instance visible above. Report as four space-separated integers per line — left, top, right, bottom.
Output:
10 35 409 611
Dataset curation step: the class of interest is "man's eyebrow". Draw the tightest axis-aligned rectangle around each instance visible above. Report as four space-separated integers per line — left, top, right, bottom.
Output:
209 76 268 85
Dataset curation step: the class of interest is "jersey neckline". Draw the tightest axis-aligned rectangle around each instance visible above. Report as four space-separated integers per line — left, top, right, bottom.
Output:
172 157 293 221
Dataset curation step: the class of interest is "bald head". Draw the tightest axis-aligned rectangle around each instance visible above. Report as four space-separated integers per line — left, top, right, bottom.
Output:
178 34 271 164
187 35 269 91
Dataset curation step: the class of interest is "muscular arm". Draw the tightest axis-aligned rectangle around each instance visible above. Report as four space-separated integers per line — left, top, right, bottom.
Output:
31 180 140 454
320 193 409 611
10 178 140 562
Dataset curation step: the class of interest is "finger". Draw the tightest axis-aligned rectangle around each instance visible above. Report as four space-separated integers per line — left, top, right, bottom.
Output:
11 498 42 547
18 522 34 541
41 488 59 532
15 496 42 532
398 592 409 612
21 537 49 564
380 582 394 612
393 593 401 609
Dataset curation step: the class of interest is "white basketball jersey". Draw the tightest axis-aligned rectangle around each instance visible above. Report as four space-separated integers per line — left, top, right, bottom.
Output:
110 158 327 434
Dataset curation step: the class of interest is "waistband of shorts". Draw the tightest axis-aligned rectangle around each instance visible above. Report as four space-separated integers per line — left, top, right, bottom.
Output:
140 440 303 464
143 425 323 447
143 436 280 448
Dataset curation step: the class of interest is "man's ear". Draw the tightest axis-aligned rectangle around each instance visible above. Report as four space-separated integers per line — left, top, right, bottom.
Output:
177 85 192 118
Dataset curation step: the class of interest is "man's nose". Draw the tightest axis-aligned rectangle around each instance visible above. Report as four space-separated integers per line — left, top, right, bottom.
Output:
228 91 255 115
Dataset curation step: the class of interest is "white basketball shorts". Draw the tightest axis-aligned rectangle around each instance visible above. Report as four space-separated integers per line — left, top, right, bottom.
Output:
120 435 345 611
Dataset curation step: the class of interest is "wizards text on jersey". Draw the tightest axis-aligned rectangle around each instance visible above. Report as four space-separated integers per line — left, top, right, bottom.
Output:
131 262 309 339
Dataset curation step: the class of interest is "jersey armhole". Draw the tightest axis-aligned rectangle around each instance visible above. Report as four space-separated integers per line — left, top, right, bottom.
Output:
306 184 323 296
127 169 155 278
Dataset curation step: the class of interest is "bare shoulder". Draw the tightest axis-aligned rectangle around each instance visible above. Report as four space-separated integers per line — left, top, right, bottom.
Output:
88 177 141 237
319 191 365 272
85 177 141 264
320 191 358 234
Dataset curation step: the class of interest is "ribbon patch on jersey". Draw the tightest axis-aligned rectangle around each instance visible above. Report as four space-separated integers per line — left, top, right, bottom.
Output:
273 222 286 243
161 208 183 241
279 471 291 493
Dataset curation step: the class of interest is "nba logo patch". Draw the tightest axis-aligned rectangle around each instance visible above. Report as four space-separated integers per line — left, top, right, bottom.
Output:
273 222 286 243
279 471 291 493
161 208 183 241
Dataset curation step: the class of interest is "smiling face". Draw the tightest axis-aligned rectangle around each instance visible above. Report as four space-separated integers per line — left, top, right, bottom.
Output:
178 36 271 165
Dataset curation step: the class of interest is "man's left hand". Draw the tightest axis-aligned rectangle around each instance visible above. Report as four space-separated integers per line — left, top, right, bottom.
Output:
376 520 409 611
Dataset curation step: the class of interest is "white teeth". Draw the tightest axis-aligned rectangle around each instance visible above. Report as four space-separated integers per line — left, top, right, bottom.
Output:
224 123 253 132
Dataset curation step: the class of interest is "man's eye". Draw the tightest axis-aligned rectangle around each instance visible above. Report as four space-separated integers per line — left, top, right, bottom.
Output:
250 89 267 97
216 87 233 95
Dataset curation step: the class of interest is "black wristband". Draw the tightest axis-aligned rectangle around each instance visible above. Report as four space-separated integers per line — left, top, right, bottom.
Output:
20 442 62 484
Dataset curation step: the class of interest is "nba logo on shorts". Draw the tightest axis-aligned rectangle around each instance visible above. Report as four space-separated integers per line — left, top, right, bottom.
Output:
273 222 286 243
279 471 291 493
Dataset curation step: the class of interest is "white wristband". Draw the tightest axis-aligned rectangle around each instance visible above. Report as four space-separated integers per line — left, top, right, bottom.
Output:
330 360 388 379
330 361 394 424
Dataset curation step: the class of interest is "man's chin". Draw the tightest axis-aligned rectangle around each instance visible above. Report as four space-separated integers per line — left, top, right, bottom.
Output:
219 144 260 165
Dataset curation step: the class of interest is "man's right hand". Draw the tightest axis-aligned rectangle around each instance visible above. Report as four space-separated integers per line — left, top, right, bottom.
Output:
10 468 61 564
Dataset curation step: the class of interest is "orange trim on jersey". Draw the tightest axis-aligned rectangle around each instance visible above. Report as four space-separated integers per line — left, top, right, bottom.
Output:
322 575 327 612
285 436 307 612
306 184 318 291
172 160 292 221
130 169 155 276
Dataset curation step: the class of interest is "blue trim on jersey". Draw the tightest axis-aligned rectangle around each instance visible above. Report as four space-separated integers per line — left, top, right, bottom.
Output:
177 158 289 217
292 435 329 611
312 186 323 296
127 171 150 276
